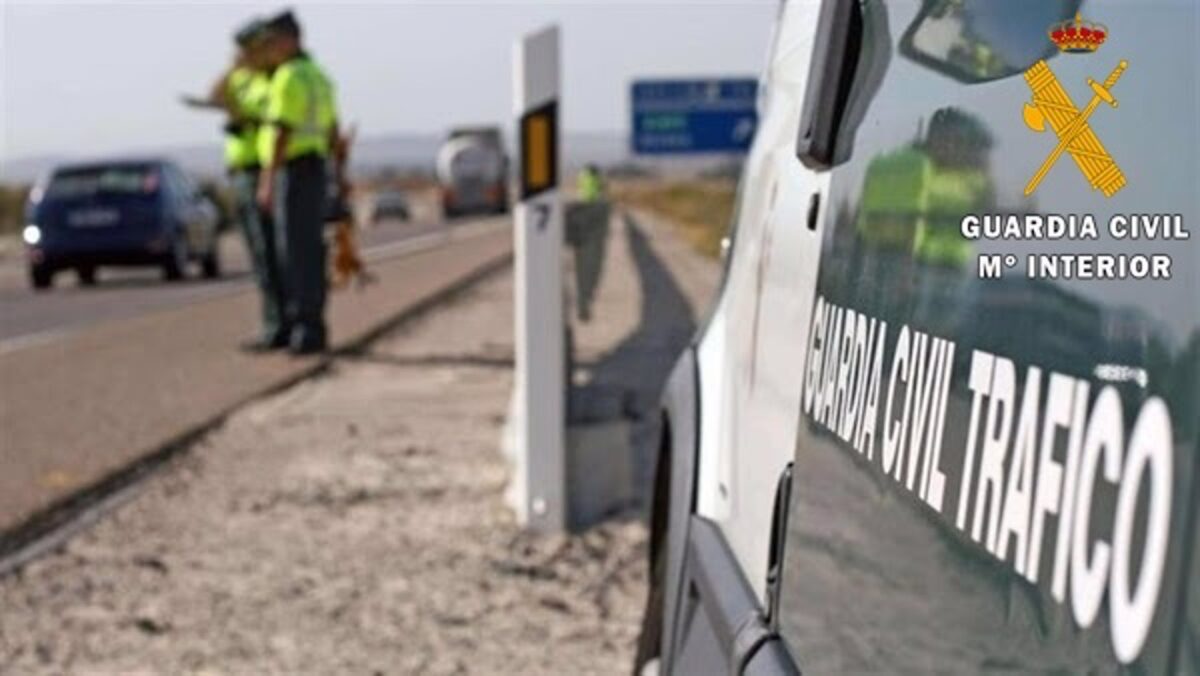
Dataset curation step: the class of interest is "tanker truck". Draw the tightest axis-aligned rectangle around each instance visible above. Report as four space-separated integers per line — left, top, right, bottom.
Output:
436 127 509 218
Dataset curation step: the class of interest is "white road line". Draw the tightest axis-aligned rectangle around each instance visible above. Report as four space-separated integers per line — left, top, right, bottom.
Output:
362 229 449 262
0 328 72 357
362 217 507 263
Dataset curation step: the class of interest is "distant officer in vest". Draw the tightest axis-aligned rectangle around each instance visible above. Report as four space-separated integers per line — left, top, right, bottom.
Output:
569 164 610 321
577 163 605 203
256 10 342 355
182 18 287 351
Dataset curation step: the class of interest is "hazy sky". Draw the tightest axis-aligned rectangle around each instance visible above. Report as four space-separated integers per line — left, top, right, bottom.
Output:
0 1 778 165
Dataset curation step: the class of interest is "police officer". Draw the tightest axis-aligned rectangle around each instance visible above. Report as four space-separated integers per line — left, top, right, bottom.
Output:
577 163 605 203
224 19 290 351
182 19 287 350
570 164 610 321
852 107 993 332
256 10 342 354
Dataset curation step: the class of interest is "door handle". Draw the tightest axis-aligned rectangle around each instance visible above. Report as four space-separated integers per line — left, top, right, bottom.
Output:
730 463 794 674
765 462 793 635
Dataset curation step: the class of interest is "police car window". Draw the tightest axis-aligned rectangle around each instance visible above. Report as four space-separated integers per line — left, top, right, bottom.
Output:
779 0 1197 671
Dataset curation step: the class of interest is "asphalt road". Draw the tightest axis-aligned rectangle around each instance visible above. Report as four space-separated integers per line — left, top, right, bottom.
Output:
0 210 443 349
0 209 512 544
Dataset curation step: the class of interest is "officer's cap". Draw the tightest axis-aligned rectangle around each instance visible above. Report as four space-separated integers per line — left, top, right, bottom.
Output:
264 9 302 39
234 17 268 47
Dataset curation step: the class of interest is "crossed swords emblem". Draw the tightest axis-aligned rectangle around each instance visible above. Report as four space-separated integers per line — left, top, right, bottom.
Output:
1022 59 1128 197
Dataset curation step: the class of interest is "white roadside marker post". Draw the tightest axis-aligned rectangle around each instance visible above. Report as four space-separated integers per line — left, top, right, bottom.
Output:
510 25 565 532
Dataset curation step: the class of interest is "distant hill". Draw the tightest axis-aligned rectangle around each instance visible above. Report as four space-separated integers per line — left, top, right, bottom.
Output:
1 129 739 185
1 133 445 184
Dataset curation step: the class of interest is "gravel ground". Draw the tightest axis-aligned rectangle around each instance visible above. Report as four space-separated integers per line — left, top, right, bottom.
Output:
0 270 649 675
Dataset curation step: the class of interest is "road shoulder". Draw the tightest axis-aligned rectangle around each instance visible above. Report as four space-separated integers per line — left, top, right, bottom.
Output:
0 269 648 674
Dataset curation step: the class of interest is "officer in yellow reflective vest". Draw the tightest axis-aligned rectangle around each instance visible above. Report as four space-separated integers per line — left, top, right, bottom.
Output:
577 164 605 203
256 10 342 355
225 20 290 351
569 164 609 321
855 108 992 268
853 107 993 332
183 18 288 351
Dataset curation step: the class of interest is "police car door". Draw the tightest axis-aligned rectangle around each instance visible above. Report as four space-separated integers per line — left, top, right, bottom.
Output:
664 1 830 673
776 0 1199 672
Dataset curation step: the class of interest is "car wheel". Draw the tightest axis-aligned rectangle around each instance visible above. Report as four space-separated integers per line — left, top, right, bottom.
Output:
162 236 188 282
201 248 221 279
30 266 54 291
76 266 97 287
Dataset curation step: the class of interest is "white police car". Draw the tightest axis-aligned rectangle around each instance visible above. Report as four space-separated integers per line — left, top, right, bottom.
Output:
634 0 1198 673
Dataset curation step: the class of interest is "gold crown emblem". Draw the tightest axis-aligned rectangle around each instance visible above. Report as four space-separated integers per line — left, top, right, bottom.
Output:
1049 13 1108 53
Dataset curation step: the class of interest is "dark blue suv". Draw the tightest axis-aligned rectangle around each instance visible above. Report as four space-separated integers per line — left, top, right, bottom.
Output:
23 159 221 289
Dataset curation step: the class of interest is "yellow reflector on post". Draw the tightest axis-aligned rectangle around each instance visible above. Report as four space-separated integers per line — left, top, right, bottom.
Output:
526 116 550 187
520 101 558 199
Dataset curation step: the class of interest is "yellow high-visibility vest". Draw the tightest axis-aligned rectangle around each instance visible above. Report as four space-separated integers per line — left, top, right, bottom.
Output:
577 169 603 202
260 55 337 162
224 67 270 169
855 146 988 267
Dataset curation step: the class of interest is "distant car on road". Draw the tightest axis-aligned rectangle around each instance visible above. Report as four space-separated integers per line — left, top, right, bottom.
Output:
436 127 509 218
370 189 411 223
22 159 221 289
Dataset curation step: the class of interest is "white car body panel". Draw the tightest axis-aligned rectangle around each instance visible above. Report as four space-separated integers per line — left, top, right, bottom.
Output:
694 0 828 600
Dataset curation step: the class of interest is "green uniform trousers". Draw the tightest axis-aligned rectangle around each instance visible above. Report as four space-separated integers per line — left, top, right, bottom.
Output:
231 168 287 343
566 201 610 322
273 154 329 349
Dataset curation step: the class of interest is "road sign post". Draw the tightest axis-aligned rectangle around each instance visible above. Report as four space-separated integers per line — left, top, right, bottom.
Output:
509 25 565 532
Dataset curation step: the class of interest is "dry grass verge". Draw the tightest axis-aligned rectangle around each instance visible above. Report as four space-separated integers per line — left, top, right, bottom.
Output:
0 185 31 237
611 179 736 259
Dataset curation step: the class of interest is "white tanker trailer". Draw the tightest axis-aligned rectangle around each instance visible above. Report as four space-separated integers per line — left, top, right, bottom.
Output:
436 127 509 218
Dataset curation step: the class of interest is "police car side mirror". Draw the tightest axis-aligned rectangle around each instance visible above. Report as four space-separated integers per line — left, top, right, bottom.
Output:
898 0 1081 84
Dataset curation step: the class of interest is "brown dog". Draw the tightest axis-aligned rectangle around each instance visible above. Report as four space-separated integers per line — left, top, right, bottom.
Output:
331 216 373 288
328 127 375 289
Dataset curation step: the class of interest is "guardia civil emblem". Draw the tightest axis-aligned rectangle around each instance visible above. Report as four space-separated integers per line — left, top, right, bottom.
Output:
1021 13 1127 198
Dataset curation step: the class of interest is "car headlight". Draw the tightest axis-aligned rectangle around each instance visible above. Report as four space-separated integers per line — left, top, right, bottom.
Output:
22 224 42 245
